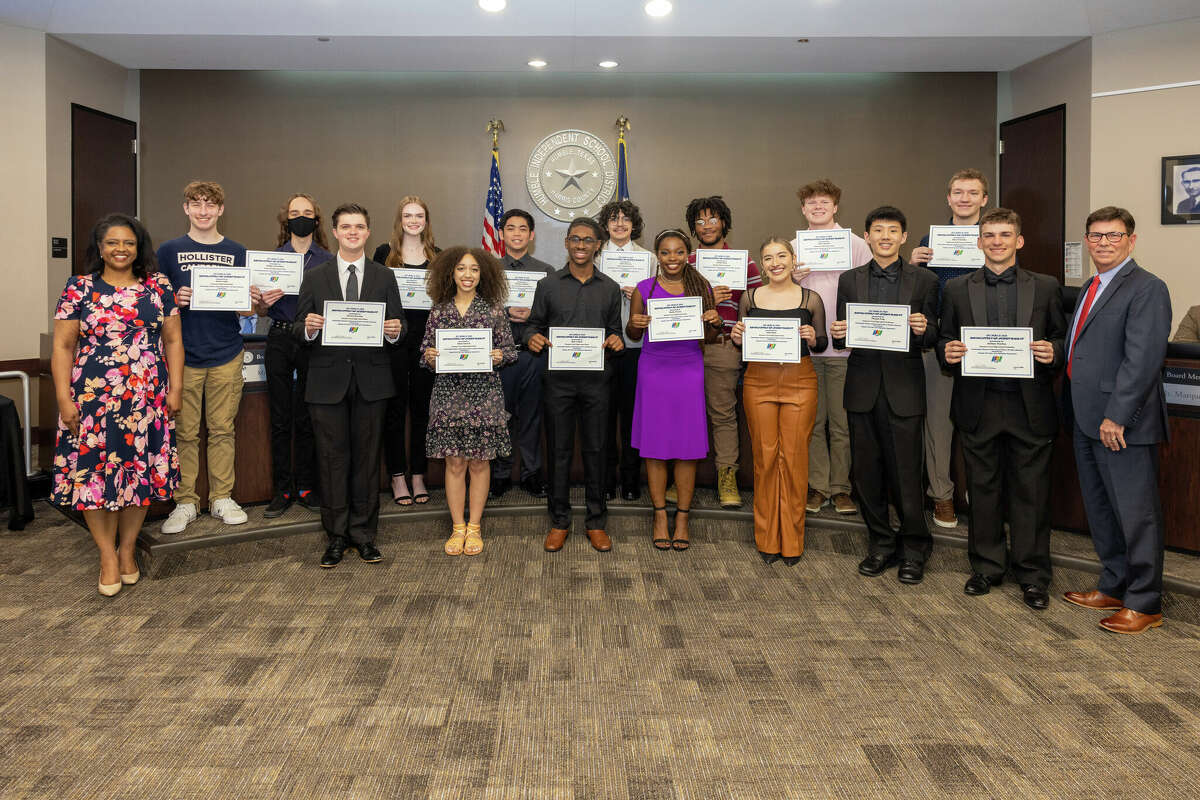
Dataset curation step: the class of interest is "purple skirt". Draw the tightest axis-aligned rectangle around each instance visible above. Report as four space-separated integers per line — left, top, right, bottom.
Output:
631 340 708 461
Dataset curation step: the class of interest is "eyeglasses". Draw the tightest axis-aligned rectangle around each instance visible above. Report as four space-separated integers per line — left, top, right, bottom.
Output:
566 236 598 246
694 217 721 227
1085 231 1130 243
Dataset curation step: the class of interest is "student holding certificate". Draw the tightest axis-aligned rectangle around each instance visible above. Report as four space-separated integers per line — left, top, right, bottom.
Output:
830 207 939 585
730 238 826 564
252 193 331 519
420 247 516 557
373 195 440 507
626 229 723 550
937 209 1066 611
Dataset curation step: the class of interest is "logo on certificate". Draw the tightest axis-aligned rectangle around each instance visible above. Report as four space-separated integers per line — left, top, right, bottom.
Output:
572 351 583 359
348 326 359 333
953 249 965 256
405 291 417 299
459 354 470 361
819 252 830 260
269 276 280 282
766 343 777 350
991 355 1003 363
872 329 883 336
526 129 617 222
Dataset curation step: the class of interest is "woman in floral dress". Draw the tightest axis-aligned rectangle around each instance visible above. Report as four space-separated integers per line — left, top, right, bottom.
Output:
421 246 516 556
50 213 182 596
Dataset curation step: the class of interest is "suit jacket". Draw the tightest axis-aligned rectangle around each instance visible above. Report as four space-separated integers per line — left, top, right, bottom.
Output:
1176 196 1200 214
834 258 939 417
1065 258 1172 445
293 256 406 404
936 267 1066 436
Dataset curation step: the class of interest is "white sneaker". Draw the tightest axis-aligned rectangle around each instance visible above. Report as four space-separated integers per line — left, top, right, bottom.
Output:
209 497 249 525
161 502 198 534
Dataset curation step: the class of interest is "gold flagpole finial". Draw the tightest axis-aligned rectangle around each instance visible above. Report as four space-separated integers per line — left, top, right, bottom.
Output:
487 119 506 149
615 116 630 136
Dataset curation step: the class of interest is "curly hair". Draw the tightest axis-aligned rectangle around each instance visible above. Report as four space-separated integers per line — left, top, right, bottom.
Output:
426 246 509 308
685 195 732 238
274 192 331 251
597 199 644 241
183 180 224 206
85 213 157 281
796 179 842 206
385 195 437 268
652 229 714 313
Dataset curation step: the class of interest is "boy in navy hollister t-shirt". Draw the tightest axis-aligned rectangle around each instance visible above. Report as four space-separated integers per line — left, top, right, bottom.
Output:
156 180 253 533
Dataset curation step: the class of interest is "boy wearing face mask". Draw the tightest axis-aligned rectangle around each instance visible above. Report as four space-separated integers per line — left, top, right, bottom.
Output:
252 193 333 517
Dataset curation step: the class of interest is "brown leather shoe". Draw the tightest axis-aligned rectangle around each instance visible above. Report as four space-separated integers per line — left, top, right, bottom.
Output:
1099 607 1164 634
586 529 612 551
1062 589 1123 610
932 499 958 528
831 493 857 514
544 528 569 552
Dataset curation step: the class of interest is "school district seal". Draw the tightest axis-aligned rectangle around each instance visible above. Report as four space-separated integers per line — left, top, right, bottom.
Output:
526 129 617 223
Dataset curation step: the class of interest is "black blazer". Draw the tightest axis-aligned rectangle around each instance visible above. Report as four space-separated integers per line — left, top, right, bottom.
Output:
936 267 1066 436
1064 259 1171 445
293 256 406 404
834 259 939 417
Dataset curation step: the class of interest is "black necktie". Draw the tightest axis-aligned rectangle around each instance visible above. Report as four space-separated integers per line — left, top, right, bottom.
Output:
345 263 358 301
870 264 899 283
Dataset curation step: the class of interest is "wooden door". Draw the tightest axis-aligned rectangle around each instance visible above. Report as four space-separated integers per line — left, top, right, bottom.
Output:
72 104 137 274
999 105 1065 281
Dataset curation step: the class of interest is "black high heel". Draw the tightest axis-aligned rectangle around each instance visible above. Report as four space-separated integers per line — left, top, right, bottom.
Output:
672 508 690 551
651 506 672 550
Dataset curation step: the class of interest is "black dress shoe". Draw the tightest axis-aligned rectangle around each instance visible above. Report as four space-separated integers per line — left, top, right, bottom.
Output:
520 475 547 498
964 573 1001 596
621 484 640 501
760 552 781 565
858 553 900 577
897 560 925 585
297 489 321 512
490 478 512 498
1021 584 1050 610
604 485 618 501
263 493 292 519
320 537 348 568
356 542 383 563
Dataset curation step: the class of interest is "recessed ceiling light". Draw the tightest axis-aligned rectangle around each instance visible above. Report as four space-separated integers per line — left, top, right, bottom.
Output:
528 59 547 68
644 0 673 17
316 37 331 43
598 60 619 69
478 0 507 12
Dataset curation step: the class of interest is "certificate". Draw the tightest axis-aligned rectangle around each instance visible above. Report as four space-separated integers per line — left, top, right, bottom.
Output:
694 249 748 290
435 328 492 373
505 270 546 307
548 327 604 371
794 229 852 271
598 250 654 287
190 266 251 311
742 317 802 363
322 300 384 347
927 225 984 269
960 326 1034 379
646 296 704 342
247 250 304 294
392 268 431 310
845 302 911 352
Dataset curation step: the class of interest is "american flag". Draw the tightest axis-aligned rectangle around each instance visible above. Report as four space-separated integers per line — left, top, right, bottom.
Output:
482 147 505 256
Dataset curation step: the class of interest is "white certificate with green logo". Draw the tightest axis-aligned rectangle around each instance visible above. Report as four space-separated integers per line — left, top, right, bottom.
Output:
694 249 748 290
794 229 851 271
435 328 492 373
391 268 431 310
322 300 384 347
548 327 604 371
742 317 803 363
845 303 910 352
247 250 304 294
190 266 251 311
960 326 1033 378
646 296 704 342
598 251 654 288
505 270 546 307
927 225 984 268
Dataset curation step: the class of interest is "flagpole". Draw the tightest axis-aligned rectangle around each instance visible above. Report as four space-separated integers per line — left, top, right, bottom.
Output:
615 116 631 202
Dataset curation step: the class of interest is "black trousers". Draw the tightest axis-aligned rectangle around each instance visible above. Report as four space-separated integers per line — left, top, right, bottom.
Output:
264 325 316 495
847 396 931 563
309 378 386 545
494 348 545 481
1073 424 1165 614
383 336 433 476
605 347 641 488
544 371 610 529
959 389 1053 588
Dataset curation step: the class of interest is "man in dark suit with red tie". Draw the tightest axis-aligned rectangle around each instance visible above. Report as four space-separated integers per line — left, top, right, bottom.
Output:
938 209 1066 611
295 203 406 568
1061 206 1172 634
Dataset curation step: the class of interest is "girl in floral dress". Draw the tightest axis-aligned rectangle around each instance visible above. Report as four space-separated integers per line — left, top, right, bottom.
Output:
421 247 516 556
51 213 182 596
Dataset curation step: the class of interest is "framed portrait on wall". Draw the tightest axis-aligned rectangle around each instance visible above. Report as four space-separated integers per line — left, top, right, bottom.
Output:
1162 154 1200 224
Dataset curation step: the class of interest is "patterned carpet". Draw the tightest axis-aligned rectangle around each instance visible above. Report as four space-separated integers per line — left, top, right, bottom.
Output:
1 509 1198 799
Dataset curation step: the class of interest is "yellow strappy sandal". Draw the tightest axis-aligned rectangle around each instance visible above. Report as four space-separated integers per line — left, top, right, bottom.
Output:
445 523 467 556
464 523 483 556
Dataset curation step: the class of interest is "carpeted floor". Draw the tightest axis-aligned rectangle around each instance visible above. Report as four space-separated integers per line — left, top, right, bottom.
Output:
1 509 1198 799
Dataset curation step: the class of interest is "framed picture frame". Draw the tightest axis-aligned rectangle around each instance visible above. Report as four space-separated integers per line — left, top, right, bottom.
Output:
1161 154 1200 225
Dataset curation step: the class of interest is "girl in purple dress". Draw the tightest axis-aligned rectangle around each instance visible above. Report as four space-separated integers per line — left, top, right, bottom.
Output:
627 229 725 550
51 214 183 596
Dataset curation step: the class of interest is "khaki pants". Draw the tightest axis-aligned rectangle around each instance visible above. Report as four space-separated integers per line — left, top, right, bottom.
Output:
922 348 955 502
175 351 244 506
702 336 742 470
807 356 851 497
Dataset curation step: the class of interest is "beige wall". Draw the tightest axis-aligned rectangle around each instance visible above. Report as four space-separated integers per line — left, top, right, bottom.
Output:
138 71 996 269
1000 38 1093 286
1091 18 1200 334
